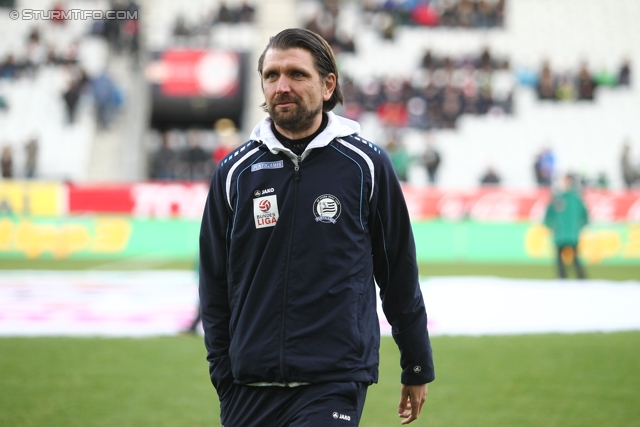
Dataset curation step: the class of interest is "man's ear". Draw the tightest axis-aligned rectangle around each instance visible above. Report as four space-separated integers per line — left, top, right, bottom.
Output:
323 73 337 101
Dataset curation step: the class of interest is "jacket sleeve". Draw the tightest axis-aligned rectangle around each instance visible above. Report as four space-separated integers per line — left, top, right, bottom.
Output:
199 166 234 394
370 150 435 385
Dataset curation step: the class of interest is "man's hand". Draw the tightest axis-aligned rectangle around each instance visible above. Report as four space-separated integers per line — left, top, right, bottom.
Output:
397 383 428 424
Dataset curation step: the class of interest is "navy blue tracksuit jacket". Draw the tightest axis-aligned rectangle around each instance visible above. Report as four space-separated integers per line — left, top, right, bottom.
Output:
199 112 435 396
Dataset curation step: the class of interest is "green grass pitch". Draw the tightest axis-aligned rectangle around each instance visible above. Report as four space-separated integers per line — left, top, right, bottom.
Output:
1 258 638 281
1 333 639 426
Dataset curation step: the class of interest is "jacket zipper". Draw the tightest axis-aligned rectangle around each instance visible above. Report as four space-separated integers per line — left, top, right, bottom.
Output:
280 155 301 380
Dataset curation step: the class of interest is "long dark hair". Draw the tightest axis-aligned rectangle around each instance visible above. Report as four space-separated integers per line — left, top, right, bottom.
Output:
257 28 344 112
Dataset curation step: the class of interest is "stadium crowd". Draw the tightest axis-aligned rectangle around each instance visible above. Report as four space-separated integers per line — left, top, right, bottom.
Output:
532 59 632 102
171 1 256 43
338 48 514 131
1 0 636 190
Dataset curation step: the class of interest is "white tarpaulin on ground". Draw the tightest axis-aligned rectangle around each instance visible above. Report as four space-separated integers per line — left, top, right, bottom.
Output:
385 277 640 336
0 271 199 337
0 271 639 337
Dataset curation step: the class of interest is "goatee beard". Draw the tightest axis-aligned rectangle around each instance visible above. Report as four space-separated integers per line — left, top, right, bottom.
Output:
269 100 322 135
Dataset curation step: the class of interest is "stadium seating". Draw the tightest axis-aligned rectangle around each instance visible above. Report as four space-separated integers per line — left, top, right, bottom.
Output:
2 0 638 189
328 0 640 189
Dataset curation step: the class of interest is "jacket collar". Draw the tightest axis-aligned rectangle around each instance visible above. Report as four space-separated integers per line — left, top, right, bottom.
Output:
249 112 361 161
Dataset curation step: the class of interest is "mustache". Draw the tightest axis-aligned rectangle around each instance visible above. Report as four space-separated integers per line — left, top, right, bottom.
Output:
273 94 298 104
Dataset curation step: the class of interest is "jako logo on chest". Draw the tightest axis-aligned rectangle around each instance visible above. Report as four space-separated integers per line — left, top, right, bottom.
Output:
254 188 275 197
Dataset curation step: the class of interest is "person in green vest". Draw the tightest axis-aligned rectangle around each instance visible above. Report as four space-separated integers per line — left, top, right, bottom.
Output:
544 173 589 279
385 136 411 183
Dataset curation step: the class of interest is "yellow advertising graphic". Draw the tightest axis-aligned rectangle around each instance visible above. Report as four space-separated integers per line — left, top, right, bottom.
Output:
0 218 132 259
0 181 64 217
525 224 637 264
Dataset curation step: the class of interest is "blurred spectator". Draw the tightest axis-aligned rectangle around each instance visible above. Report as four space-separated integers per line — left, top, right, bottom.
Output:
576 62 596 100
441 85 462 128
0 55 18 79
238 1 256 22
457 0 474 28
439 0 458 26
182 130 211 180
377 101 409 129
172 15 190 37
556 73 576 101
1 145 13 178
374 8 397 40
385 134 410 182
495 0 505 26
406 96 430 129
212 118 238 169
410 2 439 27
338 76 363 121
537 61 556 100
621 141 638 189
217 2 234 23
534 147 555 187
422 135 441 185
595 172 609 190
476 47 494 70
420 49 439 70
151 131 178 180
480 166 501 186
618 58 631 86
26 28 47 74
63 68 89 124
91 70 123 129
476 0 500 28
422 80 444 126
24 138 38 179
359 78 384 112
593 67 618 87
0 93 8 112
544 173 588 280
121 1 140 60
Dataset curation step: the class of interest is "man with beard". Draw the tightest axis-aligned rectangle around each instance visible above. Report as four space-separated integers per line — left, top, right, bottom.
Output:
199 28 434 426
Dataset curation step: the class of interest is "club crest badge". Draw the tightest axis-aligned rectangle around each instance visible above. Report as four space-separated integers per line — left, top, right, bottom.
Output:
313 194 341 224
253 195 279 229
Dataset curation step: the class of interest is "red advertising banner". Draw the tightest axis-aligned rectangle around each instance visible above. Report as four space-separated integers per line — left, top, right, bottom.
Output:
402 187 640 222
66 182 640 223
68 182 208 219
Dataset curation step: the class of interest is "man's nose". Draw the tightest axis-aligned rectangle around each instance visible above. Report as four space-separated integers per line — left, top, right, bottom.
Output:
276 76 291 93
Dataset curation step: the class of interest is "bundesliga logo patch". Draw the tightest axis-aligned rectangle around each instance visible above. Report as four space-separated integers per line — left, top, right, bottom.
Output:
253 195 279 229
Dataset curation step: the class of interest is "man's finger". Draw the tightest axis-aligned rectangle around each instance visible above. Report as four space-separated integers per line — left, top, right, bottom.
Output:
399 384 428 424
397 388 410 414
